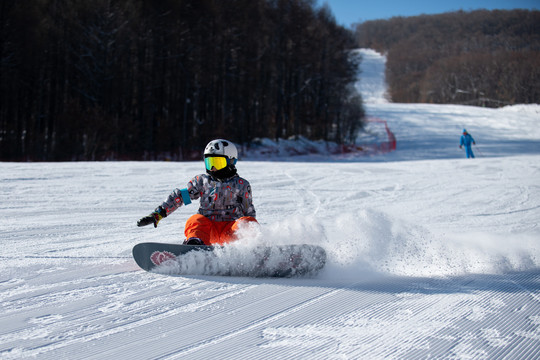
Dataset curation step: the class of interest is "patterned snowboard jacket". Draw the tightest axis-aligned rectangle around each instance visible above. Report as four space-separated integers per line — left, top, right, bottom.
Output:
157 173 256 222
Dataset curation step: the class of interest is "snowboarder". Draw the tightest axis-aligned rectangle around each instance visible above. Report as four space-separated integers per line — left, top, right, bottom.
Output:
459 129 476 158
137 139 257 245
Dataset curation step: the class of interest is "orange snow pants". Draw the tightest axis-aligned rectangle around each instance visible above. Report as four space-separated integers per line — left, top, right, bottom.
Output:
184 214 258 245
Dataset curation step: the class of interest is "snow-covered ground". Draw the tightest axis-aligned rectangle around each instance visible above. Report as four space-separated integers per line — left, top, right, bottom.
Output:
1 49 539 359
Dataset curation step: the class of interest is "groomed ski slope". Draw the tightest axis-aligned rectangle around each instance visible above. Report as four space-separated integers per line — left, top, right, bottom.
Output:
1 49 539 359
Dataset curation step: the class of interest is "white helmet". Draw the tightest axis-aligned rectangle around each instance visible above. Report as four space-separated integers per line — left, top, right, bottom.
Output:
204 139 238 165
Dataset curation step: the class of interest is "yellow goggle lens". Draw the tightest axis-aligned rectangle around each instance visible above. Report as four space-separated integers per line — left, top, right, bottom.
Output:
205 156 228 171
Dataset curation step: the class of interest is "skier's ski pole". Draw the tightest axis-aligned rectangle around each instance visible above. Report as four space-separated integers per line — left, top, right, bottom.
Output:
474 144 484 157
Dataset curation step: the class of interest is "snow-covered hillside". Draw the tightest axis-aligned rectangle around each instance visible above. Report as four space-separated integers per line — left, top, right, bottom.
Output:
1 49 539 359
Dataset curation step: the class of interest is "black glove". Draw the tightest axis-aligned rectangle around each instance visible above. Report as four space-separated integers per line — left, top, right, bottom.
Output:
137 207 166 228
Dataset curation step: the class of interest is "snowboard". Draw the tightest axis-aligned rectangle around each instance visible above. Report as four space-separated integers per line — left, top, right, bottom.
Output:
132 242 326 277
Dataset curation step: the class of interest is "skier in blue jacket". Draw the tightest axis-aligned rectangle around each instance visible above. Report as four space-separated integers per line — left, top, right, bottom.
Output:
459 129 476 158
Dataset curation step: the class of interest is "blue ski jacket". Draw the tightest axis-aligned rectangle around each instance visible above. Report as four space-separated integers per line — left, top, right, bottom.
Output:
460 133 475 147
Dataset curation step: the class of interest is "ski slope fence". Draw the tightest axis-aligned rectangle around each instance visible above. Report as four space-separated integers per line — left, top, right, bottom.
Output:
368 117 397 153
344 117 396 155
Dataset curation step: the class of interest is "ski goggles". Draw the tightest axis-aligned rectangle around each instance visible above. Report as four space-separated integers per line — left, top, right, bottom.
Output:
204 155 228 171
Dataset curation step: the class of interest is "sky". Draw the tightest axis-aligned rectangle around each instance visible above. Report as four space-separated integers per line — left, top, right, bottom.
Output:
317 0 540 26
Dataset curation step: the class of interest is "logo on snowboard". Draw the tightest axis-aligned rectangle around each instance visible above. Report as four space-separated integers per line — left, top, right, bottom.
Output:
150 251 176 266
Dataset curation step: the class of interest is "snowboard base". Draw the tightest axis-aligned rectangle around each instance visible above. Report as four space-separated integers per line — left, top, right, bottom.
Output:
132 242 326 278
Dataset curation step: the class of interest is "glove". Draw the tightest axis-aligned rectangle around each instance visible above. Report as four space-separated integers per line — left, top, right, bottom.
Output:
137 207 166 228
